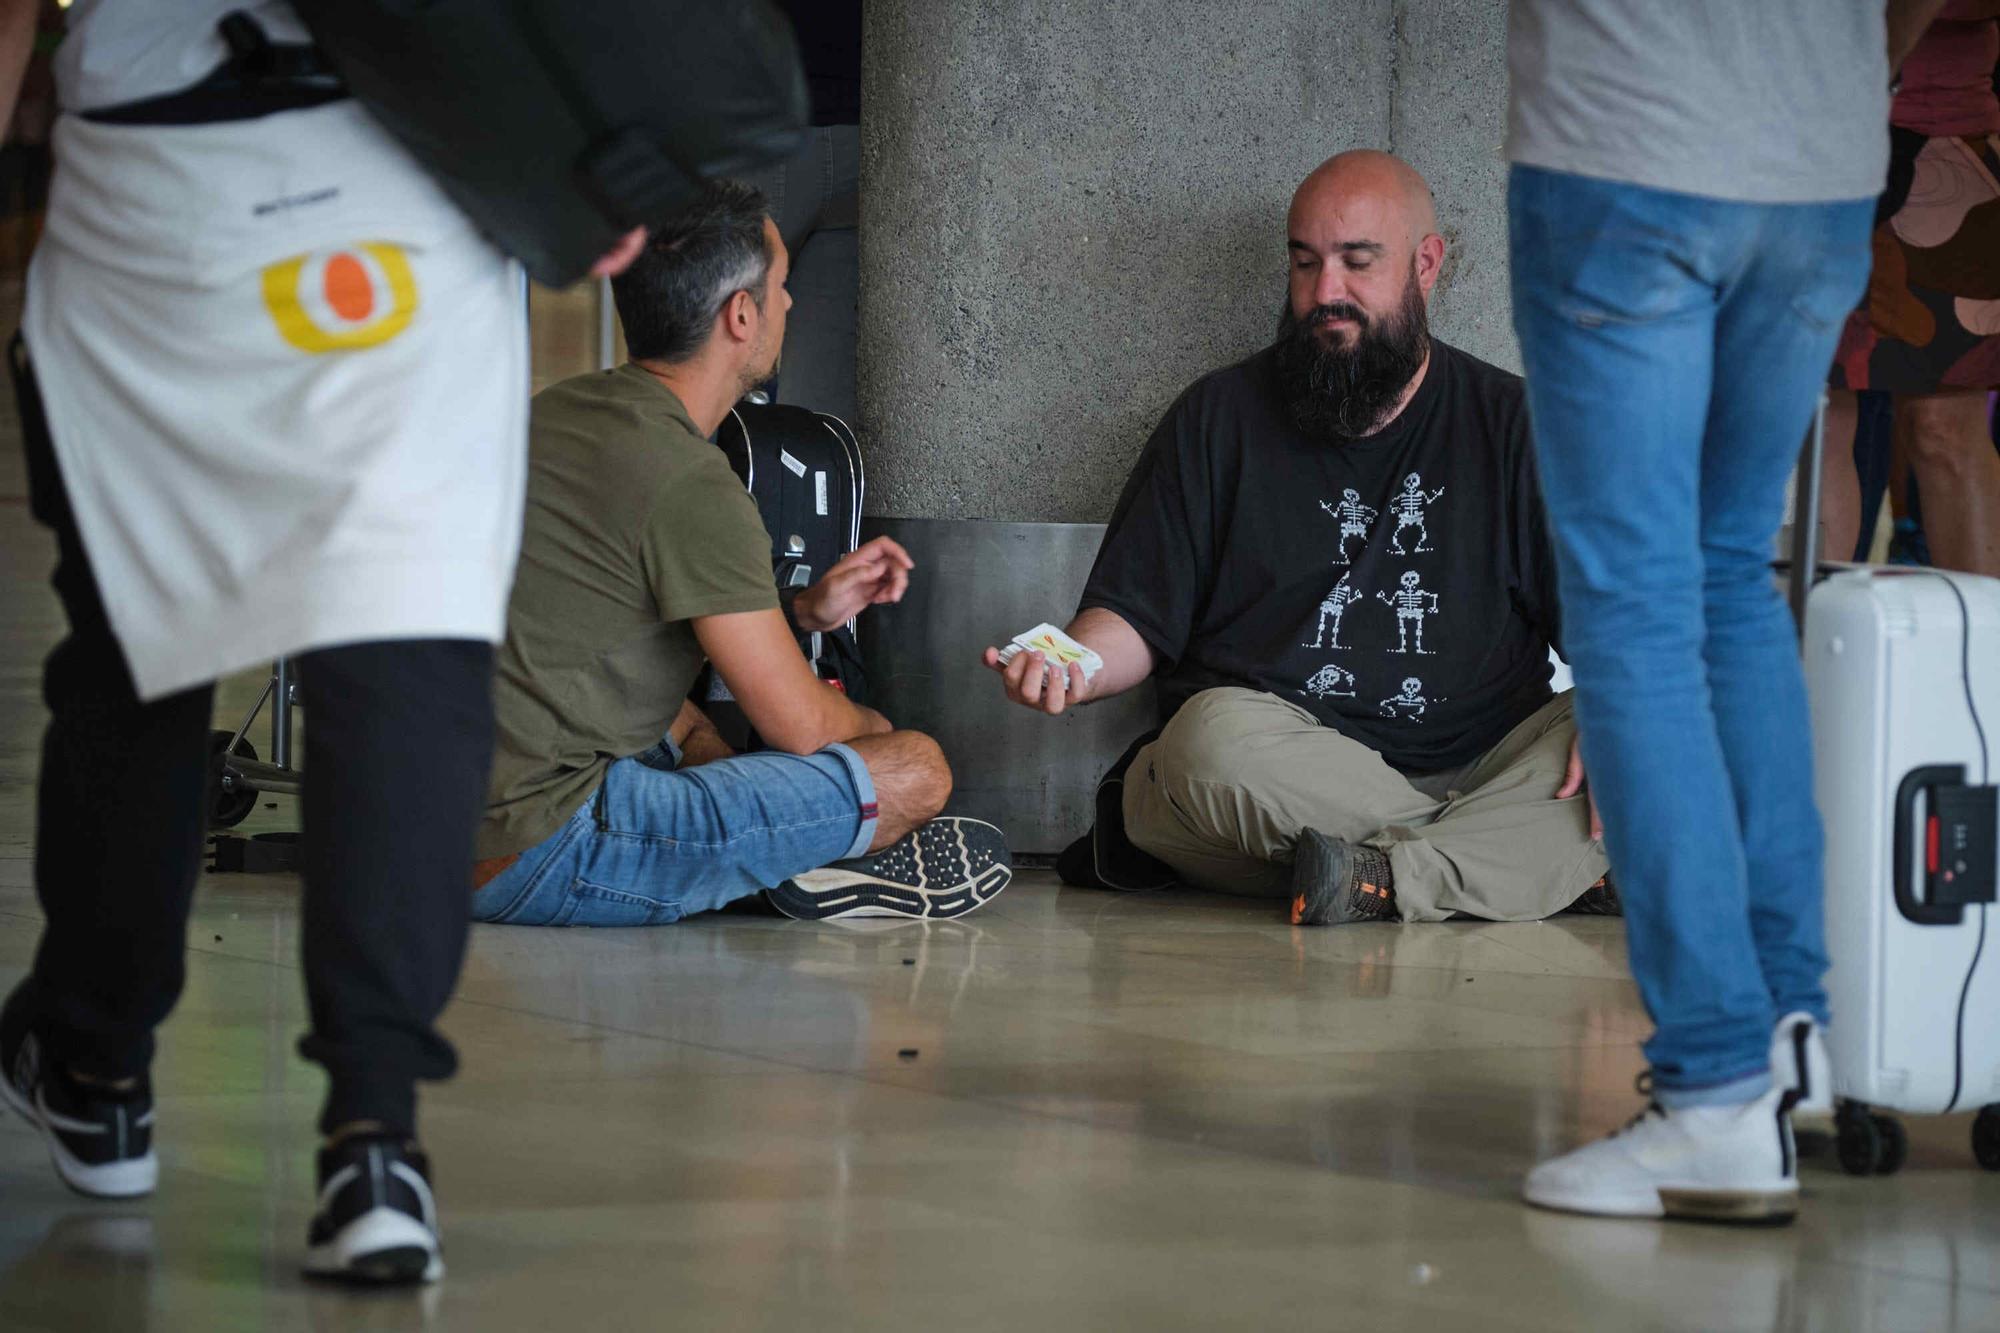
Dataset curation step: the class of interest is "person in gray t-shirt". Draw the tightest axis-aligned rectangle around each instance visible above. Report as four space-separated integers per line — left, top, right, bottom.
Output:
1507 0 1889 203
1503 0 1918 1225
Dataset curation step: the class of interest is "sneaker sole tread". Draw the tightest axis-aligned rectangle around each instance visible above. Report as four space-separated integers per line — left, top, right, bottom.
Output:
772 819 1012 921
773 863 1012 919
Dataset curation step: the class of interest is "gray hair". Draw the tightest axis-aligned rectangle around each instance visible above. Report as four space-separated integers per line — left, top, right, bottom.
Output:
611 179 772 363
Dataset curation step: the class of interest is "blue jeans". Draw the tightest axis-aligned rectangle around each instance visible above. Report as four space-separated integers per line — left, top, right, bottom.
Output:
471 741 877 926
1507 166 1872 1105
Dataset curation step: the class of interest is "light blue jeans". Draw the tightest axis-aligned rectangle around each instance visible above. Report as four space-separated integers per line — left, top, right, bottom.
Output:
472 740 877 927
1508 166 1872 1106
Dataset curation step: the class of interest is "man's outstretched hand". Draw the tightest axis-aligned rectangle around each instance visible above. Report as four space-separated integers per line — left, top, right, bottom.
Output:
792 536 915 633
982 645 1091 716
982 608 1153 717
1556 735 1604 841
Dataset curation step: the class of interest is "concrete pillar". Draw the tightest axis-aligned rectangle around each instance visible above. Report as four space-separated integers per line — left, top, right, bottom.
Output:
1390 0 1515 372
859 0 1516 523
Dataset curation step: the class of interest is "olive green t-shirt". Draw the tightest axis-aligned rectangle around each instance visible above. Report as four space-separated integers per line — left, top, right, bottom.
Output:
478 364 779 858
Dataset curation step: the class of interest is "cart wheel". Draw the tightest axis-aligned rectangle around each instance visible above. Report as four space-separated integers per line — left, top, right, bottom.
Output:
1870 1114 1907 1176
207 730 259 830
1835 1104 1882 1177
1975 1107 2000 1172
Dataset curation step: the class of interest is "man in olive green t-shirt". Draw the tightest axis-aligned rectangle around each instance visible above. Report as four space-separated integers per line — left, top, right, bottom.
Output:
471 180 1010 926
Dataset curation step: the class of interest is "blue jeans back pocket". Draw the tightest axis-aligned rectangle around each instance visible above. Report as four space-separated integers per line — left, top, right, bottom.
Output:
563 879 686 927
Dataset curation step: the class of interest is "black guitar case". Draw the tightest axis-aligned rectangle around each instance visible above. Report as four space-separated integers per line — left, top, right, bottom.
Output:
698 400 868 746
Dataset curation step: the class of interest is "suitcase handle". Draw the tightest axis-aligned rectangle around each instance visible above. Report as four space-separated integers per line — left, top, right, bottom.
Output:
1893 764 1969 926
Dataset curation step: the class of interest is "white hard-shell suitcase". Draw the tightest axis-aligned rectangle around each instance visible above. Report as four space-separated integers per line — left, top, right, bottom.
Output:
1803 567 2000 1175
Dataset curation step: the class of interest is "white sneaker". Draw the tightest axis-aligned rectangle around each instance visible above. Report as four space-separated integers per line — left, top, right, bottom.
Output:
1770 1012 1833 1132
1523 1079 1798 1223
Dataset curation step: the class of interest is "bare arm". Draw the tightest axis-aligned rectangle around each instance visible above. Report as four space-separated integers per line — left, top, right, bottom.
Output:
1887 0 1959 70
695 608 891 755
982 606 1157 717
789 536 914 634
0 0 38 143
668 699 736 768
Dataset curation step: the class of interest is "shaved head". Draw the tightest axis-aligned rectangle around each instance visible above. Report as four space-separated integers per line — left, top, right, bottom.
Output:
1276 150 1446 439
1289 149 1439 251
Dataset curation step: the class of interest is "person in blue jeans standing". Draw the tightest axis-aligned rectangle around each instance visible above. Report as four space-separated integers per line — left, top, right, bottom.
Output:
1504 0 1908 1222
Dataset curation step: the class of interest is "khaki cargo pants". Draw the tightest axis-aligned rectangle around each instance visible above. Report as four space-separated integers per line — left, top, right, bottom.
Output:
1122 688 1609 921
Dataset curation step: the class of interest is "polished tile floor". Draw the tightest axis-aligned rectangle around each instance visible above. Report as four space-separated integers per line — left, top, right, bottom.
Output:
2 351 1998 1333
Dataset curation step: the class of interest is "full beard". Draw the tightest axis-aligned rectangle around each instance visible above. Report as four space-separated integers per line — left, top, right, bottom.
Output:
1273 269 1430 441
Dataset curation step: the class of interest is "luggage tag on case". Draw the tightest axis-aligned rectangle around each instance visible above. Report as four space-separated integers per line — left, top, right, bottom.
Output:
996 623 1103 682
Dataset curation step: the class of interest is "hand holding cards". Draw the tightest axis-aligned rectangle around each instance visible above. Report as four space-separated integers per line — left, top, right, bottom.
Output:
984 620 1104 717
995 623 1103 682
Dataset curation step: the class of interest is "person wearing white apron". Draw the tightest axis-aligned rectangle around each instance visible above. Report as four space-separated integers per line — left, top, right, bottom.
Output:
0 2 561 1284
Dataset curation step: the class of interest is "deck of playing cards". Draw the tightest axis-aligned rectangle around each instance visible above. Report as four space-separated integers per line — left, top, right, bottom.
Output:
996 623 1103 682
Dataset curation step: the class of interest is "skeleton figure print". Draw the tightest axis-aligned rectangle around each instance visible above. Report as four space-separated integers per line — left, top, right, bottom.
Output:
1380 677 1429 720
1304 663 1356 699
1387 472 1444 554
1319 488 1378 565
1302 573 1363 649
1376 570 1440 654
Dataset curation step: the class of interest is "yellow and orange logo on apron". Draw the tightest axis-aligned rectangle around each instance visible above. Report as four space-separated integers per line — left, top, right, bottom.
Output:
261 243 418 353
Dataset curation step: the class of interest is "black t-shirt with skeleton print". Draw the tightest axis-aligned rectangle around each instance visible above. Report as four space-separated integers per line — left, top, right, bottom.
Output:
1080 338 1561 774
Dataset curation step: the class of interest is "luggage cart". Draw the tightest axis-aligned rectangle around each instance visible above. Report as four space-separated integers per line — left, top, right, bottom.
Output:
206 658 303 871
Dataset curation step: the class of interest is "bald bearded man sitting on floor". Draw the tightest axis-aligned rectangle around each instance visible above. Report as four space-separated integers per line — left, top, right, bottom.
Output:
987 150 1615 927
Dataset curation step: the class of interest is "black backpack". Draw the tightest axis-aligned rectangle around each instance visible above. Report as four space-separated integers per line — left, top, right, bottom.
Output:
1055 730 1179 893
291 0 809 287
698 400 867 745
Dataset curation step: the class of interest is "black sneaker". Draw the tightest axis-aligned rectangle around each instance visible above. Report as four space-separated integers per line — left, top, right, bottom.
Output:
0 990 158 1199
767 817 1013 920
303 1134 444 1284
1289 829 1396 926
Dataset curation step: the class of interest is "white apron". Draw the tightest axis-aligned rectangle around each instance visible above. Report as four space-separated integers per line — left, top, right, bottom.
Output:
24 99 527 700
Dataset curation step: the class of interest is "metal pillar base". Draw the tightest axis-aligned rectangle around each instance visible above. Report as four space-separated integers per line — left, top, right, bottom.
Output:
857 518 1157 855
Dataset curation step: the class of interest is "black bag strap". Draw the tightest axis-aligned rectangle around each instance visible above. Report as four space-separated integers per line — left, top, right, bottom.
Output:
216 11 337 84
86 12 347 126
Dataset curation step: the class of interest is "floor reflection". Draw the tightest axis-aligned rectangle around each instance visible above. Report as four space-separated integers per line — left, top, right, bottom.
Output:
0 1213 156 1331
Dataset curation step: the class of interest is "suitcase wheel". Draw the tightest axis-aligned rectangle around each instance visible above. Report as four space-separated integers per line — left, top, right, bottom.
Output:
207 729 260 830
1976 1107 2000 1172
1870 1114 1907 1176
1834 1103 1906 1177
